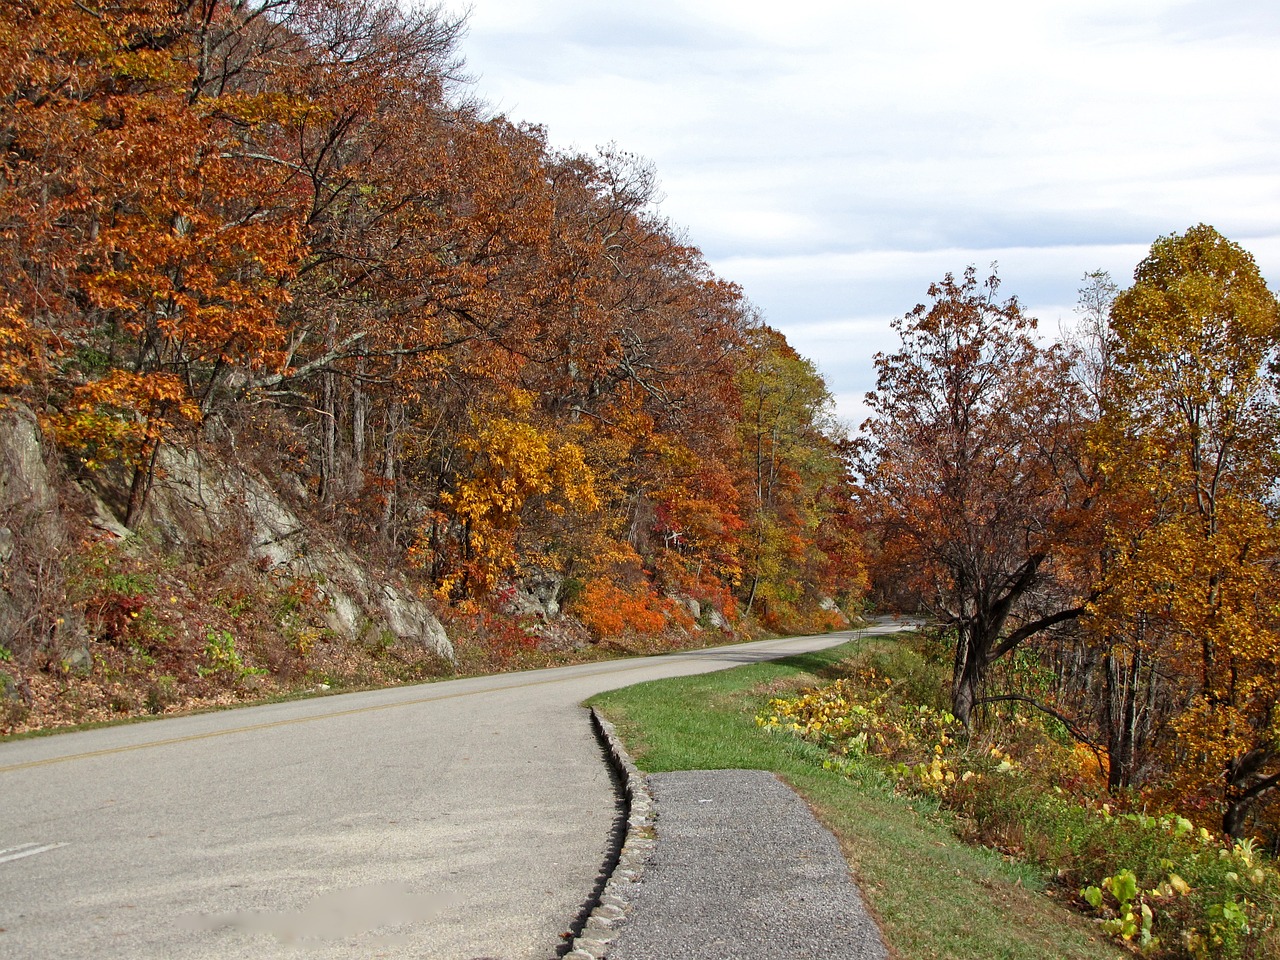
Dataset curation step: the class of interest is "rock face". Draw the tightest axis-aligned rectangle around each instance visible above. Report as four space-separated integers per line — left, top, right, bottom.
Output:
502 568 564 620
0 404 54 518
135 443 452 659
0 401 451 662
705 606 731 631
0 404 69 653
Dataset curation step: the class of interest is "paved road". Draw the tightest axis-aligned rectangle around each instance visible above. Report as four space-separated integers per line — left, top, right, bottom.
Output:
606 770 888 960
0 622 910 960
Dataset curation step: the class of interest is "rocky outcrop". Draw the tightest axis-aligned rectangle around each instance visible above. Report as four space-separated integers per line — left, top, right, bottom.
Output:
668 593 733 633
0 403 55 521
0 403 72 657
502 568 564 621
0 401 451 662
133 442 452 659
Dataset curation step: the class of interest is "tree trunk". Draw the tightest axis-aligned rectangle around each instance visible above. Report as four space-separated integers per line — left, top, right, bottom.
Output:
352 357 367 476
1223 799 1250 840
951 626 985 727
123 442 161 529
1104 646 1141 791
321 366 336 503
319 313 339 504
1222 753 1279 839
379 402 400 545
744 570 760 616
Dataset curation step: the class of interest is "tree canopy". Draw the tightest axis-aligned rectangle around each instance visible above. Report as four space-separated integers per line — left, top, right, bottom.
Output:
858 267 1093 725
1090 225 1280 836
0 0 863 655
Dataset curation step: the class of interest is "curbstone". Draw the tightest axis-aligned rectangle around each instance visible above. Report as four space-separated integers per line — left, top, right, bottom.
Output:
563 708 658 960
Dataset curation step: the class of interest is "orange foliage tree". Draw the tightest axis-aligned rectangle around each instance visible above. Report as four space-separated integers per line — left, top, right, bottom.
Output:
1 0 305 519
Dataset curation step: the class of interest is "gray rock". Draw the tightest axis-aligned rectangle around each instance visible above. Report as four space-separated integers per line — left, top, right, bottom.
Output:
502 568 564 621
53 609 87 648
136 442 453 660
669 595 701 621
89 499 132 540
64 645 93 676
0 402 453 663
0 405 69 653
0 404 56 515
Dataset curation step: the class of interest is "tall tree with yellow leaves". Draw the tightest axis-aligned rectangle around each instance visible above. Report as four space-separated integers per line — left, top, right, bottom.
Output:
1090 224 1280 837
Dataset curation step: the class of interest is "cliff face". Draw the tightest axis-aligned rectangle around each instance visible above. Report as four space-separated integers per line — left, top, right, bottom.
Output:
0 402 451 733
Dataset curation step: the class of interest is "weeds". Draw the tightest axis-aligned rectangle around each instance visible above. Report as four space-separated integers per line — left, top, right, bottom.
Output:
197 629 266 680
757 638 1280 959
3 531 456 734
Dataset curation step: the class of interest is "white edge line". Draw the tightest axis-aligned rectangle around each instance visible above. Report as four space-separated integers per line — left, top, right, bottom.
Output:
0 842 68 864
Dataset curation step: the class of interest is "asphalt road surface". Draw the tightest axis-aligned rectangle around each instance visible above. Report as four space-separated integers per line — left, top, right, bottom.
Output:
0 621 912 960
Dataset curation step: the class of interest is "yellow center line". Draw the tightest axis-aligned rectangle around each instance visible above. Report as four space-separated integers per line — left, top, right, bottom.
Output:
0 647 760 774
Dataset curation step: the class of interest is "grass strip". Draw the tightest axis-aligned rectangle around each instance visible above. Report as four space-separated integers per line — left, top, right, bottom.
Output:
588 641 1126 960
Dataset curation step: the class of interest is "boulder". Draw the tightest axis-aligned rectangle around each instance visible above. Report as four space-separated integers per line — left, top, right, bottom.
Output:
502 568 563 621
706 607 730 631
0 403 56 516
0 404 68 652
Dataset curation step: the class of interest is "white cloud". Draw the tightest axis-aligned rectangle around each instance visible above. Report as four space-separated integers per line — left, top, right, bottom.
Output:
455 0 1280 434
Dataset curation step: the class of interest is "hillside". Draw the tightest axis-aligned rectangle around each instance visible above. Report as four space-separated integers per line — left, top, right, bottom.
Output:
0 0 865 732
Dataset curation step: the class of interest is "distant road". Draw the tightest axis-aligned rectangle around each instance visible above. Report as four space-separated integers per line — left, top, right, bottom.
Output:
0 620 914 960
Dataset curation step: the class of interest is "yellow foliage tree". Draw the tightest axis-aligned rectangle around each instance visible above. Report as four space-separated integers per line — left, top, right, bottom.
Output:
427 390 598 599
47 370 203 524
1089 225 1280 837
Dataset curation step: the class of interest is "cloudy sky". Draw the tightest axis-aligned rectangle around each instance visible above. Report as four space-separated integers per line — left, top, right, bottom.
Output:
453 0 1280 431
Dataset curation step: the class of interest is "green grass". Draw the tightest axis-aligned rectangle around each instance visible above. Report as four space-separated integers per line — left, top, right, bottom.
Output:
589 642 1127 960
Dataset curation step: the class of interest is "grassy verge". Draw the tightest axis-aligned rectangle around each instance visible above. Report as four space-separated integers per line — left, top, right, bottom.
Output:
588 639 1127 960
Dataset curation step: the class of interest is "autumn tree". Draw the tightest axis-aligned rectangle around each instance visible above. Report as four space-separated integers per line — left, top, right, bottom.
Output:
858 267 1093 726
417 388 598 600
736 324 861 626
1088 225 1280 836
0 0 309 383
1025 270 1160 791
1 0 309 521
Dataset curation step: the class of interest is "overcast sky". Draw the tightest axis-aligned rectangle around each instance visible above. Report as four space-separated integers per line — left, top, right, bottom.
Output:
452 0 1280 431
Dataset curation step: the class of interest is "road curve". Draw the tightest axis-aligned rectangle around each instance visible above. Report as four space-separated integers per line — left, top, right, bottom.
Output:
0 622 911 960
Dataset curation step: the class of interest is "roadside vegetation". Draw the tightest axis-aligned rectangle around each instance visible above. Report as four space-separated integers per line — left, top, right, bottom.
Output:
0 517 737 737
591 631 1280 960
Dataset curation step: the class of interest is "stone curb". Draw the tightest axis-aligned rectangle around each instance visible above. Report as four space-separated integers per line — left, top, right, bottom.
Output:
562 708 656 960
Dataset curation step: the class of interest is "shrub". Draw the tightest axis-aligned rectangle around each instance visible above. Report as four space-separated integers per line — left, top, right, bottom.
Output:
197 629 266 681
572 578 676 640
